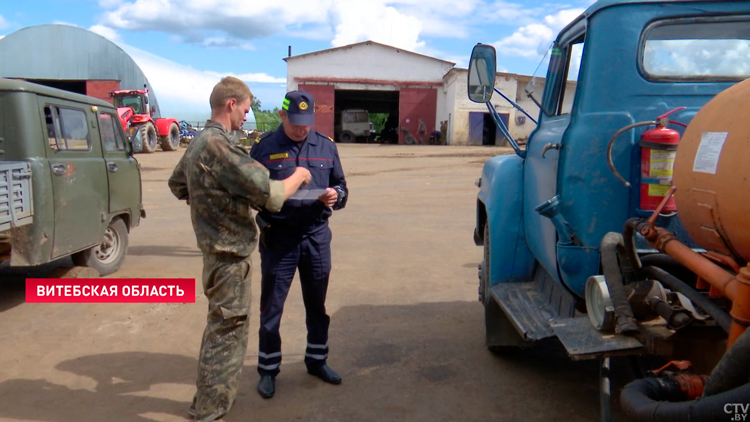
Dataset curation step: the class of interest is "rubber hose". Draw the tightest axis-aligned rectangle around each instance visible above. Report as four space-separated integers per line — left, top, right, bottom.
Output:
601 232 638 333
642 266 731 333
623 218 644 278
621 378 750 421
704 326 750 396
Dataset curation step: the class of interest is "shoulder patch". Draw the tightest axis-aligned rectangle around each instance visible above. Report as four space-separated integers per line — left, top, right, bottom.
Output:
315 131 335 142
257 131 273 143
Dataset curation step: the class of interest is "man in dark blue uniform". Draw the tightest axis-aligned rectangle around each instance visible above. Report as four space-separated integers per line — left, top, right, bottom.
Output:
250 90 348 399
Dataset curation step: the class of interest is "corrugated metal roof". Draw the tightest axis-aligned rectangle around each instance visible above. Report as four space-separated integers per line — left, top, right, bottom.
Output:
0 24 162 117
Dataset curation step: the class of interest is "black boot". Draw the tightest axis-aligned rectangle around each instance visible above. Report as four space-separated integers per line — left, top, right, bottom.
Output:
307 364 342 384
257 375 276 398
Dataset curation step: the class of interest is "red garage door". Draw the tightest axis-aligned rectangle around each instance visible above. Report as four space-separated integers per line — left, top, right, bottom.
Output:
399 88 437 145
299 84 334 139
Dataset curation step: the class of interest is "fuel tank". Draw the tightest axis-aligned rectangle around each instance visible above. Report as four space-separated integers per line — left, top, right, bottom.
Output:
673 78 750 263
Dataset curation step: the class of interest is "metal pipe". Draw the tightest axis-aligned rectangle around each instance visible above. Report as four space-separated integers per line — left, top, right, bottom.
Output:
642 266 731 333
600 357 612 422
639 223 750 346
606 121 656 188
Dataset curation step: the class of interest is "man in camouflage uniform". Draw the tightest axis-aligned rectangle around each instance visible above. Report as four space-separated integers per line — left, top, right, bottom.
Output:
169 76 311 422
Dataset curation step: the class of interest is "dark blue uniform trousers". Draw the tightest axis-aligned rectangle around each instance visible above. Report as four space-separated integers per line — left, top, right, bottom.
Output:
257 226 332 376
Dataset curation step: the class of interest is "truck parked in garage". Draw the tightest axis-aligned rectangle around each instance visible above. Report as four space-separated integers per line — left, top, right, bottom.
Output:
0 78 144 276
334 109 374 143
469 1 750 420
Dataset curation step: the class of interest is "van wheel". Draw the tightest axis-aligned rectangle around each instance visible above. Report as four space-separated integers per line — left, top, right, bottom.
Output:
161 122 181 151
72 218 129 276
480 223 526 352
339 131 355 143
137 123 158 153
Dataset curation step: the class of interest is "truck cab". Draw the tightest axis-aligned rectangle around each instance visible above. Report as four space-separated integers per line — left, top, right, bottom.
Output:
471 1 750 418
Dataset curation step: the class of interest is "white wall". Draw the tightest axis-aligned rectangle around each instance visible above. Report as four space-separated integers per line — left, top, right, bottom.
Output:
445 69 523 145
443 69 577 146
286 42 453 91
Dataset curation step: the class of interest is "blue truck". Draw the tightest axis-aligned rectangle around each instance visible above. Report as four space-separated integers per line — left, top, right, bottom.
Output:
470 1 750 420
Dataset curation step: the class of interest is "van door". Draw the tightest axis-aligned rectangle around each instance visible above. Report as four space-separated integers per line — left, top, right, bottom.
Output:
40 99 109 259
522 30 585 280
97 111 141 222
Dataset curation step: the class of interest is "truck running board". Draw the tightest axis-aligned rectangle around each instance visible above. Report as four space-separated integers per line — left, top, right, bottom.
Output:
551 316 643 361
489 267 576 341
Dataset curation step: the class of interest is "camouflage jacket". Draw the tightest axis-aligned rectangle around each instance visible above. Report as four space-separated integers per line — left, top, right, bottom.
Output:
168 120 285 257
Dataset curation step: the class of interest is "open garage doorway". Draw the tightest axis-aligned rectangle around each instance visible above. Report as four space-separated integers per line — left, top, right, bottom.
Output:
468 111 509 146
334 90 399 143
19 79 120 103
24 79 87 94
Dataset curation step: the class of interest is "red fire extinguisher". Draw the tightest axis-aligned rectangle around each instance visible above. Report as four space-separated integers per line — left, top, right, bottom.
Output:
638 108 686 212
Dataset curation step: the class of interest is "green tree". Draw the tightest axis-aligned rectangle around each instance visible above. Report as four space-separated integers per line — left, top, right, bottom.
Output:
252 97 262 113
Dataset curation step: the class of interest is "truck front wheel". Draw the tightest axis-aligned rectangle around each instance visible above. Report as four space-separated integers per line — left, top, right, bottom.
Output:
339 131 355 143
72 218 129 276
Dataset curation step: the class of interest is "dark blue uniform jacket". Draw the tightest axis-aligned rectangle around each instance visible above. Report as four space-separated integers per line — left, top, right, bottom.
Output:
250 125 348 233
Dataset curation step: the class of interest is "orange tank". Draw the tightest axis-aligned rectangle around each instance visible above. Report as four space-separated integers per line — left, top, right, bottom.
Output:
673 77 750 264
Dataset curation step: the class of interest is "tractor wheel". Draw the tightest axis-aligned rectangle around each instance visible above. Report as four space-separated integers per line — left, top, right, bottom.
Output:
72 218 129 276
137 122 158 153
339 131 355 143
480 222 526 352
160 122 181 151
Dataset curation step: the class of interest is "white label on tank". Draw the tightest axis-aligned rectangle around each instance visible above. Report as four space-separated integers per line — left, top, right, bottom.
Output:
693 132 728 174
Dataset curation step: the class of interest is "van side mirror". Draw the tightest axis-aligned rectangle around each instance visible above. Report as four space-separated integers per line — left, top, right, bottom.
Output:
468 44 497 103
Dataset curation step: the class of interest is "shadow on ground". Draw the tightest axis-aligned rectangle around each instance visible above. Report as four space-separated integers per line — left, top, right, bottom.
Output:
127 245 202 258
0 258 74 312
0 301 634 422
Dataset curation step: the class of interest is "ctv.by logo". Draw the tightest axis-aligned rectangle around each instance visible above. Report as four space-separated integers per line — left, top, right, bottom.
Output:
726 403 750 421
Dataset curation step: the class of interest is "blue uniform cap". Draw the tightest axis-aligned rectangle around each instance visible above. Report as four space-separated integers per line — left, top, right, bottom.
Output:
282 90 315 127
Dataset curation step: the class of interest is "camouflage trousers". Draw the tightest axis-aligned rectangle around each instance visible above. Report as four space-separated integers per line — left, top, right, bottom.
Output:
192 252 253 422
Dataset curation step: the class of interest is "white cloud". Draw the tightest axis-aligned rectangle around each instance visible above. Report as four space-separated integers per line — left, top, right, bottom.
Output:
95 0 482 54
0 14 8 30
330 2 424 51
493 8 584 60
89 24 122 43
0 36 4 41
118 43 287 122
201 37 255 50
205 71 285 84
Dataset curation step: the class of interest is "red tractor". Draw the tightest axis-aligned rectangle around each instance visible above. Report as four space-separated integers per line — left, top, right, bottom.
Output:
109 85 181 153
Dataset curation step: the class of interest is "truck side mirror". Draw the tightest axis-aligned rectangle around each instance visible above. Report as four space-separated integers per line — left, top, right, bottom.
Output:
468 44 497 103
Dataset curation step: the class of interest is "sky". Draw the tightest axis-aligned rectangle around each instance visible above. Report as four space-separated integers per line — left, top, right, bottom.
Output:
0 0 595 114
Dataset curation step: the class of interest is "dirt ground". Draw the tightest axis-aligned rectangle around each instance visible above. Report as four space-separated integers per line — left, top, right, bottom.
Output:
0 144 631 422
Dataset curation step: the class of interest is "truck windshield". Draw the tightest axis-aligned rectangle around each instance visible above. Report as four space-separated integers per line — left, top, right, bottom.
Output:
642 17 750 80
114 96 142 114
344 112 369 123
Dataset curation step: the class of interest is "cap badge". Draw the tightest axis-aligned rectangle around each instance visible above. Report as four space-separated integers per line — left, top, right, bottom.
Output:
299 101 308 110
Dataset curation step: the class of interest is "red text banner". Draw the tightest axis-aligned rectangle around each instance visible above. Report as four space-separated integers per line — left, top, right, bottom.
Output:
26 278 196 303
